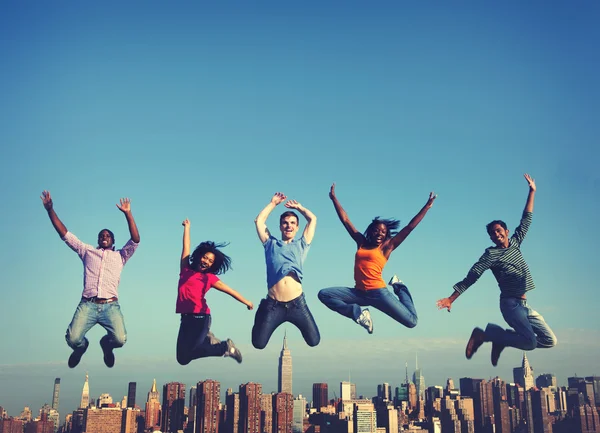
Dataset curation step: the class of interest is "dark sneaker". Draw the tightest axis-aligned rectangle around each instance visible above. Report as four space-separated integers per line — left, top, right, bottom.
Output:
100 336 115 368
224 339 242 363
491 342 505 367
356 309 374 334
465 327 485 359
68 340 89 368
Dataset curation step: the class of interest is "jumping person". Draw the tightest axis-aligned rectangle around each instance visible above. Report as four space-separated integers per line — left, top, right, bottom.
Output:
252 192 320 349
318 183 436 333
436 174 557 366
176 219 253 365
41 190 140 368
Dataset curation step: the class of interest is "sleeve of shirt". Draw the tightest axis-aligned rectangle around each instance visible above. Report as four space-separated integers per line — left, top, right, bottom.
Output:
453 249 494 294
263 236 275 248
209 274 220 286
120 239 139 264
511 211 532 247
61 232 88 259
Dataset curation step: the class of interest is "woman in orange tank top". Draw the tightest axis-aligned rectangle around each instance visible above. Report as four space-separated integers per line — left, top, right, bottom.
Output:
318 183 436 333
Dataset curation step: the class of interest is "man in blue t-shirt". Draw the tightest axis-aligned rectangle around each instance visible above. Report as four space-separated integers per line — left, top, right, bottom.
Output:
252 192 321 349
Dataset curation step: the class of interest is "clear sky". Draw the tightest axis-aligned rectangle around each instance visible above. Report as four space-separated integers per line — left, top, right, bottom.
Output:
1 0 598 421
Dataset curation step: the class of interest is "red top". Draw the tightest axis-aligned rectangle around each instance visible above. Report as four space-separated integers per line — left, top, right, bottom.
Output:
176 266 219 314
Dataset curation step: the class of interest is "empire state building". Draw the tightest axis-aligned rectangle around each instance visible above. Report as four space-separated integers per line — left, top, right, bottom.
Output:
278 333 292 395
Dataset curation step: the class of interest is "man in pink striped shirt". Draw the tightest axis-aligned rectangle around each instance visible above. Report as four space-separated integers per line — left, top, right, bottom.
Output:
41 190 140 368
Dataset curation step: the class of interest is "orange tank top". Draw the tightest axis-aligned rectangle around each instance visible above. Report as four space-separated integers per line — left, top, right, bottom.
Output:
354 246 387 290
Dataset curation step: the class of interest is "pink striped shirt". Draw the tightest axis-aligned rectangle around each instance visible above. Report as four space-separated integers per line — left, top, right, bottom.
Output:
62 231 139 299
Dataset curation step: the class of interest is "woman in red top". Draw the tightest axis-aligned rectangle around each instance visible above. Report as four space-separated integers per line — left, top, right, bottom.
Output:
318 184 436 334
176 219 253 365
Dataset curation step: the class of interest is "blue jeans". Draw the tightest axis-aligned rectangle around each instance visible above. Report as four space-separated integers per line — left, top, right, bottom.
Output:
318 284 418 329
252 293 320 349
176 314 227 365
484 297 557 350
65 299 127 354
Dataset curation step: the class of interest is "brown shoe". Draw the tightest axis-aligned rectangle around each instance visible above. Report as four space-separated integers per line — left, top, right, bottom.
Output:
491 342 505 366
465 327 485 359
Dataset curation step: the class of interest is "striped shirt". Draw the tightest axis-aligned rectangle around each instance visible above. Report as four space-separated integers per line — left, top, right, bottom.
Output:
454 211 534 298
62 231 139 299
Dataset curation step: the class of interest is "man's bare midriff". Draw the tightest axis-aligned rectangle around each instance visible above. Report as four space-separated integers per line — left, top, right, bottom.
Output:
268 273 303 302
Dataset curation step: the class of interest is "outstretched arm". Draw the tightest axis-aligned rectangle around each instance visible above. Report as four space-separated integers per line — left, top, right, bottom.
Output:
41 190 68 238
212 280 254 310
180 219 191 272
385 192 437 253
285 200 317 244
329 183 363 245
255 192 286 244
436 291 461 312
116 198 140 243
524 173 536 213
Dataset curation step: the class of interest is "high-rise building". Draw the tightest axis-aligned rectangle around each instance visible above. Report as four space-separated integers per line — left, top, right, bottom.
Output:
97 393 113 407
377 383 391 401
80 373 90 409
188 385 197 433
340 382 352 401
127 382 136 408
312 383 328 411
353 402 376 433
585 376 600 407
260 394 273 433
162 382 186 433
292 395 306 433
196 379 221 433
145 379 161 431
225 389 240 433
278 334 292 395
413 354 426 401
52 378 60 411
492 378 510 433
530 388 552 433
513 353 535 390
536 374 557 389
122 407 140 433
272 393 293 433
83 407 122 433
240 382 262 433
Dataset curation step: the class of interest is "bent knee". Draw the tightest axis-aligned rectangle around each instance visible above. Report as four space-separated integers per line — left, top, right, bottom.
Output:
176 356 191 366
406 317 418 329
252 337 267 350
307 335 321 347
317 290 328 301
112 334 127 348
523 336 537 351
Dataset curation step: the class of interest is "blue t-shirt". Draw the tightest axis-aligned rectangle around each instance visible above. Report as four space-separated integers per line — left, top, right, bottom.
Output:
264 235 310 289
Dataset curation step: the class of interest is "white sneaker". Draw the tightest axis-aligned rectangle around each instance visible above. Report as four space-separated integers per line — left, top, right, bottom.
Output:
356 309 374 334
388 274 403 286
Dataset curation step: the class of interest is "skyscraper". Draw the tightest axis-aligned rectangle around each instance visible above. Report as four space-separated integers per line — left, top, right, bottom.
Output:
272 393 293 433
196 379 221 433
225 388 240 433
240 382 262 433
278 334 292 395
340 382 352 401
52 378 60 411
127 382 136 408
162 382 186 433
145 379 161 431
312 383 328 411
513 353 535 390
80 373 90 409
292 395 306 433
413 354 425 401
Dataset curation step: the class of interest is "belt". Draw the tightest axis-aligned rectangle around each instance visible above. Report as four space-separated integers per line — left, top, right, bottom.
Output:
83 296 118 304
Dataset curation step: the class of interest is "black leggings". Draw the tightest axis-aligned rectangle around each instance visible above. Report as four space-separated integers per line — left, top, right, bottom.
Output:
176 314 226 365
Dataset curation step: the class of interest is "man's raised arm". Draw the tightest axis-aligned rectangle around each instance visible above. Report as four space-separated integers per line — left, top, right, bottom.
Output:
41 190 68 238
255 192 286 244
285 200 317 244
117 198 140 243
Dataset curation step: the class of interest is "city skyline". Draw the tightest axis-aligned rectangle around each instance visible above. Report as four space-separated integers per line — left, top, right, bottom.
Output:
1 1 599 427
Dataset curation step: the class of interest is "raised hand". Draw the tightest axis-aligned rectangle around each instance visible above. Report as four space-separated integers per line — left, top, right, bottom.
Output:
40 190 53 211
271 192 287 206
182 219 190 227
425 192 437 208
329 183 337 200
246 301 254 310
116 198 132 213
284 200 302 210
524 173 536 192
436 297 453 312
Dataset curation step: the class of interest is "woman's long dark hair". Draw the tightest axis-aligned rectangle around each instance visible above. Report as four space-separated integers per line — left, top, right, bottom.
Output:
189 241 232 275
364 217 401 243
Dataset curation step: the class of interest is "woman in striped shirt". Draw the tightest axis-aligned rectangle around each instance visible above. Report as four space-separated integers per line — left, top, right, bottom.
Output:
437 174 557 366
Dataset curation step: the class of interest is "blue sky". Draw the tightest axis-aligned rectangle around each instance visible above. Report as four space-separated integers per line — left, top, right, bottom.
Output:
1 0 599 421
